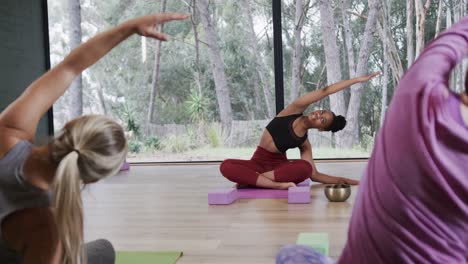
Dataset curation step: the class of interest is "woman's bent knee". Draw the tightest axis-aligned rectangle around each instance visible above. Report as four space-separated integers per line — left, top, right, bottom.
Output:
220 159 234 177
297 160 313 175
219 159 259 185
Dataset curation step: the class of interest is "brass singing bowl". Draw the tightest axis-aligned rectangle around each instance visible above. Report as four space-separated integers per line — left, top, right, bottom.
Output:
324 183 351 202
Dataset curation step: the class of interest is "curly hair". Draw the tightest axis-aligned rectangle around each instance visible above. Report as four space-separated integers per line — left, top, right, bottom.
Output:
324 112 347 133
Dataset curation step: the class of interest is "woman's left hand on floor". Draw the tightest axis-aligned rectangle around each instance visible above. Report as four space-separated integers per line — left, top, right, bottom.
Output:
338 177 359 185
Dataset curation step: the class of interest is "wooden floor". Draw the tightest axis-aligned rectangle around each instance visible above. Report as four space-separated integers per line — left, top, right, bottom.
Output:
82 161 367 264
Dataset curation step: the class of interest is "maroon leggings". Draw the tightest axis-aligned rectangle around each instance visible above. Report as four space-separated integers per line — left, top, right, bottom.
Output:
219 146 313 186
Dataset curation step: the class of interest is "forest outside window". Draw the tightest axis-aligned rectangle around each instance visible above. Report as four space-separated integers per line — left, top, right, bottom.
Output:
48 0 467 162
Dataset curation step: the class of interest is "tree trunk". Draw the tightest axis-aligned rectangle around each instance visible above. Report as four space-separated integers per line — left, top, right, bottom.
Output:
141 36 147 63
453 0 464 92
434 0 443 37
465 0 468 17
190 0 203 95
146 0 167 133
380 0 390 127
415 0 431 58
341 0 356 78
187 0 208 142
406 0 415 67
461 0 467 93
376 8 404 82
97 84 108 115
446 4 452 34
68 0 83 118
342 0 382 148
314 64 327 91
446 3 456 89
290 0 306 104
319 0 347 148
380 61 388 127
349 9 404 82
348 9 404 82
318 0 345 118
197 0 233 133
241 0 274 118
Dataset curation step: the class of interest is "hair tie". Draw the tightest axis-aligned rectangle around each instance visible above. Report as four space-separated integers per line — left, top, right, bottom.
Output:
72 149 81 156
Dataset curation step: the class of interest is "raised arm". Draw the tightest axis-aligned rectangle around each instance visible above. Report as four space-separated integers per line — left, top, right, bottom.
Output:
299 140 359 185
280 72 380 116
0 13 188 141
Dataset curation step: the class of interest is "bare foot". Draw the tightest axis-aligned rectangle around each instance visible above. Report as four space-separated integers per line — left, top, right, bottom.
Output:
277 182 296 189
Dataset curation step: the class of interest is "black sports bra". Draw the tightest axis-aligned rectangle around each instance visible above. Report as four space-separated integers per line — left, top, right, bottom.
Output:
265 113 307 153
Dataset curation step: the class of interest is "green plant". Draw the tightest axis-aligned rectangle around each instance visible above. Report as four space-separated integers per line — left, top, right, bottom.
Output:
360 134 375 151
186 127 202 148
121 103 141 138
206 125 223 148
128 140 143 153
253 123 264 137
161 135 191 153
144 136 161 151
185 89 210 122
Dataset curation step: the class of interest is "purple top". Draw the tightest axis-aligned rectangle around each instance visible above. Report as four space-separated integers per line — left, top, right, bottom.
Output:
447 91 467 127
338 17 468 264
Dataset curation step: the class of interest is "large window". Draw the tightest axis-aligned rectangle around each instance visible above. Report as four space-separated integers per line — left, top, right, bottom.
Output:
48 0 467 162
280 0 466 159
49 0 276 162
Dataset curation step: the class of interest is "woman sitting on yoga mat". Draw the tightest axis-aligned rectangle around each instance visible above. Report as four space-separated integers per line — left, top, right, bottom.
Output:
220 72 380 189
0 13 188 264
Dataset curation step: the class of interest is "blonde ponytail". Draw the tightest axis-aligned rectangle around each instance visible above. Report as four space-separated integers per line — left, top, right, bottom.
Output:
53 151 85 264
50 115 127 264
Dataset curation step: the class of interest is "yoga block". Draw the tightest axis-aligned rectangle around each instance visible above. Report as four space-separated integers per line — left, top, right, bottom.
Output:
120 161 130 171
288 186 310 204
208 188 238 205
296 233 329 256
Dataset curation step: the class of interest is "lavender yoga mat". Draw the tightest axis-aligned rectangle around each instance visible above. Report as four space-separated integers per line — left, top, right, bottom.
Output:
208 179 311 204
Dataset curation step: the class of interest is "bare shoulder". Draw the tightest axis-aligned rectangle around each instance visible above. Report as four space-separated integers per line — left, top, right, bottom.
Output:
2 207 57 253
0 126 32 159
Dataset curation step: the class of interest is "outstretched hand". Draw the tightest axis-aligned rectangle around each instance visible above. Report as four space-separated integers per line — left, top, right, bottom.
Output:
338 177 359 185
130 13 189 41
356 71 381 83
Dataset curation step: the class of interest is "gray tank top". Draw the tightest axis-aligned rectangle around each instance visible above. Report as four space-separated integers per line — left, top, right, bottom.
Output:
0 140 52 263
